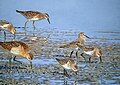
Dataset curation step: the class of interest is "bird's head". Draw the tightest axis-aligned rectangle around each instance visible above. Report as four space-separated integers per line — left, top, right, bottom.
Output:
44 13 50 24
79 32 90 39
26 53 34 60
11 27 16 34
8 25 16 34
71 64 78 72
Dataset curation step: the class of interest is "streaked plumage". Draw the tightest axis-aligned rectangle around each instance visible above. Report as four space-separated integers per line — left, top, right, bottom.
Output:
0 20 16 40
80 46 102 63
56 58 78 73
0 41 33 66
60 32 88 48
59 32 90 56
16 10 50 35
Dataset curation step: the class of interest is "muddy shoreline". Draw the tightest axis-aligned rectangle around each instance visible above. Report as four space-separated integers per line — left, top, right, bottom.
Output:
0 28 120 85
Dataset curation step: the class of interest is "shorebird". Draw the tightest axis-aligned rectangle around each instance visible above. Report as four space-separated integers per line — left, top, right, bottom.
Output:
0 41 33 67
0 20 16 41
56 58 78 77
80 46 102 63
16 10 50 34
59 32 90 57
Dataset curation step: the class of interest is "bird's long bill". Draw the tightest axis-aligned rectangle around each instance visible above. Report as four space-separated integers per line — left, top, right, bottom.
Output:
47 18 50 24
84 34 91 39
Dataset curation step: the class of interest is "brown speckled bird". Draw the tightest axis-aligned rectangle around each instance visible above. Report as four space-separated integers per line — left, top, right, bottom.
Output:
80 46 102 63
0 41 33 66
59 32 90 57
56 58 78 76
0 20 16 41
16 10 50 33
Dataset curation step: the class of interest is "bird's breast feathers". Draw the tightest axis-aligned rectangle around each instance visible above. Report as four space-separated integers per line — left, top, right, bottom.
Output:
10 46 21 55
29 17 40 21
61 61 71 69
62 64 71 69
84 51 94 56
0 24 9 28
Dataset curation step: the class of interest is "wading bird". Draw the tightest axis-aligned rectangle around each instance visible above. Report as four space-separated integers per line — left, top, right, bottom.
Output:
80 46 102 63
56 58 78 77
0 41 33 67
59 32 90 57
16 10 50 35
0 20 16 41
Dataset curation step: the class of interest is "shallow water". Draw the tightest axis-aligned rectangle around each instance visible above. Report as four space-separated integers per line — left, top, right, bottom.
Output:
0 27 120 85
0 0 120 84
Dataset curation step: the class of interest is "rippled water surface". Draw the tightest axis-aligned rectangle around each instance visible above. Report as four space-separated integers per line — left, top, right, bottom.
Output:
0 28 120 85
0 0 120 85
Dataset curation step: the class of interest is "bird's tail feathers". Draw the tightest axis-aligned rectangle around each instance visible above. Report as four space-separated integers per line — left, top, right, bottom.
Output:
0 41 3 45
59 44 70 48
16 10 24 14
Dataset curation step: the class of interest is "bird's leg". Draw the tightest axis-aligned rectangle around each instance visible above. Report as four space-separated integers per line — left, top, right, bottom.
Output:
13 56 16 61
81 53 87 62
13 56 22 64
32 21 36 36
9 57 12 67
13 34 16 40
70 51 74 58
33 21 36 31
64 69 69 77
64 69 66 75
89 57 92 63
99 56 102 63
24 20 28 35
75 71 78 75
29 61 32 69
8 57 13 70
76 50 78 57
4 31 6 42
